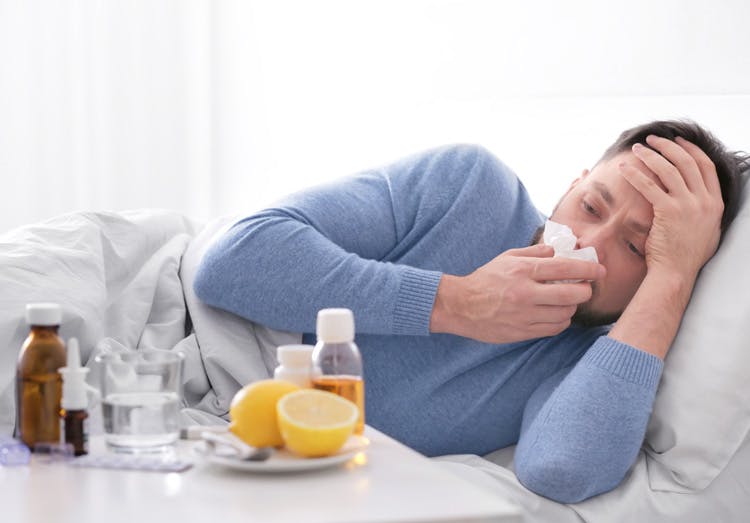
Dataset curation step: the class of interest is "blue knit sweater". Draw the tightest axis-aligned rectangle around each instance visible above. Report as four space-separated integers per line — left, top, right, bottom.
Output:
194 144 664 503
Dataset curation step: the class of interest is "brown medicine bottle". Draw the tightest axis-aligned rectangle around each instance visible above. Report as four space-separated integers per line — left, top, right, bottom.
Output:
15 303 67 449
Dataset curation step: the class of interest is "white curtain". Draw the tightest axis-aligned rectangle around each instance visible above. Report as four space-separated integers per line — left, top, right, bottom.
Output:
2 0 749 233
0 0 213 232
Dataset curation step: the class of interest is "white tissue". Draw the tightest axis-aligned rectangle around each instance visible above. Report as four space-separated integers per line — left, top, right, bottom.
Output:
542 220 598 282
543 220 598 263
543 220 577 253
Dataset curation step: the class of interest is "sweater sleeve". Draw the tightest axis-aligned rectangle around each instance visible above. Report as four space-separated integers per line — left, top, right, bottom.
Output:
514 336 663 503
193 144 498 336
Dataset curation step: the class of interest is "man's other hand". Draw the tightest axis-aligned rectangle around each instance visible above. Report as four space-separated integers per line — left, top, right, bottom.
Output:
608 136 724 359
624 135 724 280
430 244 606 344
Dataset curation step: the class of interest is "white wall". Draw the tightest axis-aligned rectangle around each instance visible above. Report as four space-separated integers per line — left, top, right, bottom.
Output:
1 0 749 232
0 0 213 231
214 0 750 217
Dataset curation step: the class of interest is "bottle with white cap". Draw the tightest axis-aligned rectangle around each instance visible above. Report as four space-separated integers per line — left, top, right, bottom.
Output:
274 344 315 387
311 308 365 435
15 303 67 449
58 338 91 456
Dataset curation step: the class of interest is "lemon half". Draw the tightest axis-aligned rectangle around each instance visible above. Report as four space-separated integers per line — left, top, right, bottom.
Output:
229 379 300 448
276 389 358 457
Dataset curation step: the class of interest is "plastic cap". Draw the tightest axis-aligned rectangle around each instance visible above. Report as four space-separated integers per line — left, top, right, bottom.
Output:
277 344 314 367
59 338 90 410
316 308 355 343
26 303 62 326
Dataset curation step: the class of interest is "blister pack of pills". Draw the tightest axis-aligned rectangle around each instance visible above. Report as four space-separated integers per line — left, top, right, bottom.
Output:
68 453 193 472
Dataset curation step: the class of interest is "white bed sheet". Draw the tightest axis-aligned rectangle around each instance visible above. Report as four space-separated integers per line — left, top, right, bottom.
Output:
436 432 750 522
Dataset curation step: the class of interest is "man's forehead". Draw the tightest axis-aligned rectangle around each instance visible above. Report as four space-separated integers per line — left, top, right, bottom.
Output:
591 181 614 204
585 154 656 233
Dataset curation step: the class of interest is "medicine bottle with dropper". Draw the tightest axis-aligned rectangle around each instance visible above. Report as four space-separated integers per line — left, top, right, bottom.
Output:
311 308 365 435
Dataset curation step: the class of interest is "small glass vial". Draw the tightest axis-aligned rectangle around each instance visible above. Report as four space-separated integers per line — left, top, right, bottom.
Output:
58 338 89 456
311 308 365 435
15 303 67 449
61 410 88 457
274 344 315 388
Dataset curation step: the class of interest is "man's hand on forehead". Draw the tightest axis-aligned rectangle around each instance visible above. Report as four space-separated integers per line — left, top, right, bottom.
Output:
619 135 724 278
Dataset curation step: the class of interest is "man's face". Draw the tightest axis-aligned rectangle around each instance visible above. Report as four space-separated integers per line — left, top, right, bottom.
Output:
547 151 656 325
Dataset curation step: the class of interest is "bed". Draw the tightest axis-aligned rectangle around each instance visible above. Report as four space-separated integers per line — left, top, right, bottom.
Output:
1 171 749 521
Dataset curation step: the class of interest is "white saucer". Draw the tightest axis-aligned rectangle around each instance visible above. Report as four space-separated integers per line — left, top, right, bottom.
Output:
195 435 369 473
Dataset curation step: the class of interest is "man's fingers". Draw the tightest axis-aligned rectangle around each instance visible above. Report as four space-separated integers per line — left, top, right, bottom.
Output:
631 141 689 196
504 243 554 258
620 162 668 206
528 304 578 323
529 257 605 283
533 281 593 306
644 135 705 195
675 136 722 197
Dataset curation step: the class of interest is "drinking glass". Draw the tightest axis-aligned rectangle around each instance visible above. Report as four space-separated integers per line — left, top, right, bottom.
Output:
95 349 184 453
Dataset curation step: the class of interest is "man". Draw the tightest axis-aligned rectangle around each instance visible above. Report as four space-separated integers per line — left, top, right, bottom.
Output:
193 120 747 503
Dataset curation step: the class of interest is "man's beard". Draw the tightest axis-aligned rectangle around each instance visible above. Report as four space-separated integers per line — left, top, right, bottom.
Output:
571 300 620 327
529 224 618 328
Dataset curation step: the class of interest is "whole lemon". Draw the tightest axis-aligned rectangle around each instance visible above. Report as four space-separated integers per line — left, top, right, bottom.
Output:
229 379 299 447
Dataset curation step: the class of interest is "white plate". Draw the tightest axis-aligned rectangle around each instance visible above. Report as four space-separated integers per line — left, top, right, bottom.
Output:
195 435 369 473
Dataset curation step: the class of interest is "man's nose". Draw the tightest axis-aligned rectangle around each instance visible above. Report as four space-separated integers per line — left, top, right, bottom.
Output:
575 226 612 262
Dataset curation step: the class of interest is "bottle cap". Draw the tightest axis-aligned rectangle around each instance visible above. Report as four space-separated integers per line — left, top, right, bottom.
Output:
59 338 90 410
25 303 62 326
316 308 355 343
277 344 315 367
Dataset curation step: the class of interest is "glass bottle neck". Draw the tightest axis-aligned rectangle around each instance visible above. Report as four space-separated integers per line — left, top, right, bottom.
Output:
29 325 60 334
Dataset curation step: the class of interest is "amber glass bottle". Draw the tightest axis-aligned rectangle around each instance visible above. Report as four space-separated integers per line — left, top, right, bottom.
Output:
15 303 67 449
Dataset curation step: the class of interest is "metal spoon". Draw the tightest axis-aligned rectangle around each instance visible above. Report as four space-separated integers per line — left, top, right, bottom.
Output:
201 430 274 461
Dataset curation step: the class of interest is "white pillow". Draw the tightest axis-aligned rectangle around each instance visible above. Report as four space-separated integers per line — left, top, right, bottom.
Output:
645 171 750 491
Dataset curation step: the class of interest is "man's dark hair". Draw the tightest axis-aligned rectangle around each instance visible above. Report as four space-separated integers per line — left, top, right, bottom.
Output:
599 119 749 234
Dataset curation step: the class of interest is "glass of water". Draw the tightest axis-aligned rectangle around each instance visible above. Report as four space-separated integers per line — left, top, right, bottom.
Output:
95 349 184 453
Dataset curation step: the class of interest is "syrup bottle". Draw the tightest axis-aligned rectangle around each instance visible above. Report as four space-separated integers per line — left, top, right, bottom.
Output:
15 303 67 449
311 308 365 435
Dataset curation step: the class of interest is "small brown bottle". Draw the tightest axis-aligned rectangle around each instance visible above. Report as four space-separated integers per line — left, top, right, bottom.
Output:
59 338 90 456
15 303 67 449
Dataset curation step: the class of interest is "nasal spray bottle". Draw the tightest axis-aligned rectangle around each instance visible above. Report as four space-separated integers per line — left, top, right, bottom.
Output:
58 338 90 456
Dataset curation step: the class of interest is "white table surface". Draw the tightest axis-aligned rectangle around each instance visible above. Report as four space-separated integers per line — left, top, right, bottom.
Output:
0 427 521 523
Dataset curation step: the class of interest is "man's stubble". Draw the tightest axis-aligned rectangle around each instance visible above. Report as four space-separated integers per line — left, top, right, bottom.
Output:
529 224 619 328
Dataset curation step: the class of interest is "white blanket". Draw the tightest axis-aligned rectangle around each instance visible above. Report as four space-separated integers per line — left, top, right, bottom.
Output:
177 213 301 423
0 209 299 434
